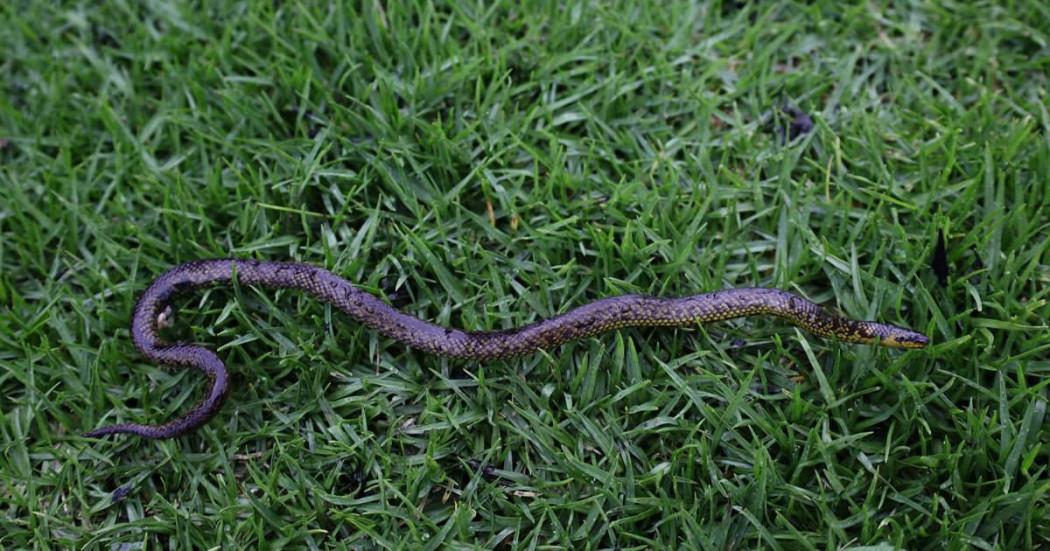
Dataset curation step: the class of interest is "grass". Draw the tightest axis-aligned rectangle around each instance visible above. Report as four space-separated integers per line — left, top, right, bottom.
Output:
2 0 1049 548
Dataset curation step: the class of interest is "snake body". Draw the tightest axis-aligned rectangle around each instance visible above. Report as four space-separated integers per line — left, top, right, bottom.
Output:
87 259 928 439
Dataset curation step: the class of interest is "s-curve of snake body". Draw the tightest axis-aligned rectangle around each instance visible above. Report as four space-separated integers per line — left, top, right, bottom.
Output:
86 259 929 439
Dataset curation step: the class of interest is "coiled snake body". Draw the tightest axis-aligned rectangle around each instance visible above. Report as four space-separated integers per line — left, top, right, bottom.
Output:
87 259 928 439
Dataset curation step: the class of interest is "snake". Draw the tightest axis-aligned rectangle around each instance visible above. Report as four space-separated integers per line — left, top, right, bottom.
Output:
86 259 928 439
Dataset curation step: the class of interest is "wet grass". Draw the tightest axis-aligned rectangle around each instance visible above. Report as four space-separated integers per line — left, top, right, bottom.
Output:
1 0 1048 548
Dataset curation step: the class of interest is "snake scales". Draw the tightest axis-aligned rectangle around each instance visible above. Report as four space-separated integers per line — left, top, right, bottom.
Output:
86 259 928 439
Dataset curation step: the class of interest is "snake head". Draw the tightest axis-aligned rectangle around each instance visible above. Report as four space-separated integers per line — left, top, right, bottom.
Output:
855 321 929 349
880 329 930 349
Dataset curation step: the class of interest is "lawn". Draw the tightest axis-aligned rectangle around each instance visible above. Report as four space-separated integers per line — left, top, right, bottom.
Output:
2 1 1048 548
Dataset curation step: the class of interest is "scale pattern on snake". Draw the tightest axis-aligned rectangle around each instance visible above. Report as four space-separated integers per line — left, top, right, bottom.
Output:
86 259 928 439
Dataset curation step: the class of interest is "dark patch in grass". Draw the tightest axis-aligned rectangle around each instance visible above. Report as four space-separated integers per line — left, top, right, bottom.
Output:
771 103 814 143
110 485 133 503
